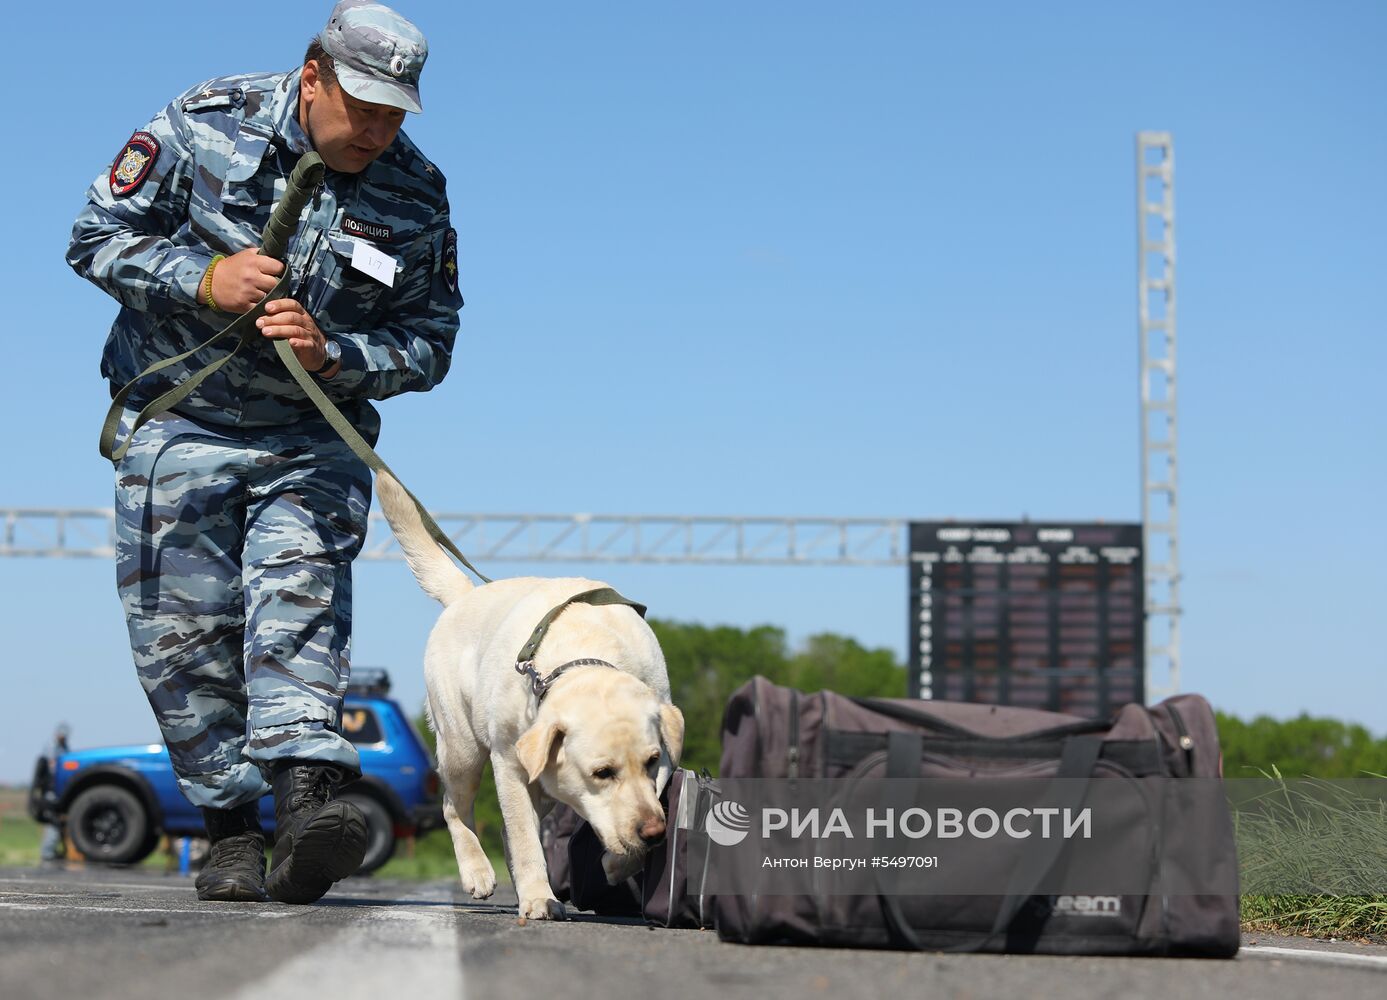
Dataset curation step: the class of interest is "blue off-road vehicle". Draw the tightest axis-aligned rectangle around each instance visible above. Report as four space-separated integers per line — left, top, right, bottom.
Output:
27 670 441 874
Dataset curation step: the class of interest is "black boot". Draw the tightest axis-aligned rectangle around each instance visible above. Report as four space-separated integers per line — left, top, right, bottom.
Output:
195 804 268 902
265 763 368 904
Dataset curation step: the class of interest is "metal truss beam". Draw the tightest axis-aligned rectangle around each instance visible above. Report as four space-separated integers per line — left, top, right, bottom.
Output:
1 508 909 567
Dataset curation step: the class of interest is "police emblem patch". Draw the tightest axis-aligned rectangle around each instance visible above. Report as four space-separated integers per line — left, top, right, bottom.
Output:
443 228 459 294
109 131 160 197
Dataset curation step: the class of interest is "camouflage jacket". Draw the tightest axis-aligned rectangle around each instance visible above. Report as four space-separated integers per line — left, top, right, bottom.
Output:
67 68 462 434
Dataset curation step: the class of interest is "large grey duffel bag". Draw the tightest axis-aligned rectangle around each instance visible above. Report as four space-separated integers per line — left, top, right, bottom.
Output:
712 676 1240 956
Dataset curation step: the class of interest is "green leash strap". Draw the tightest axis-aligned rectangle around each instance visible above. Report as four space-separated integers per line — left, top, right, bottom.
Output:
97 149 325 464
270 333 491 584
261 154 490 582
514 587 648 666
98 273 290 463
97 151 492 585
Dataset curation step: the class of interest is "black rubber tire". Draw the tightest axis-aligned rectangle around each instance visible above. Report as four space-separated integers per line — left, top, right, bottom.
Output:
340 792 395 874
66 785 152 864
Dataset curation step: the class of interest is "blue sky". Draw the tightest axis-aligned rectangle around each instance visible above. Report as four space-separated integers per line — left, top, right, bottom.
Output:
1 1 1383 780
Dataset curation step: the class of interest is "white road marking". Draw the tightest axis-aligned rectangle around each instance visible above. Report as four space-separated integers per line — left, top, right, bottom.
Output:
225 887 463 1000
1241 945 1387 972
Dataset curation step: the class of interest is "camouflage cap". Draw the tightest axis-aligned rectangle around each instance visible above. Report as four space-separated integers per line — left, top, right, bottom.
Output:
319 0 428 113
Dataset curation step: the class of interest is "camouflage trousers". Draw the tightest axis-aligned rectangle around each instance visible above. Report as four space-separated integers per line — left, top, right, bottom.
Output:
114 407 368 810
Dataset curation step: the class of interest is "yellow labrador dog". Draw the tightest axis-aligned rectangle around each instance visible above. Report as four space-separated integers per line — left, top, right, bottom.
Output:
375 473 684 919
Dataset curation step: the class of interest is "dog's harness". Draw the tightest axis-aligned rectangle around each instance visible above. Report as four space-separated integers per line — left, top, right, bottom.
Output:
514 587 648 703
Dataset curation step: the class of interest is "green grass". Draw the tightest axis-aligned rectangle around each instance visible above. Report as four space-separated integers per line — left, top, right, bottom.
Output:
0 808 44 866
1233 773 1387 942
1242 894 1387 941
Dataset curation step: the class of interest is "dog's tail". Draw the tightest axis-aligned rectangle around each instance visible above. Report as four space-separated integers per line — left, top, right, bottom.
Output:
375 470 475 607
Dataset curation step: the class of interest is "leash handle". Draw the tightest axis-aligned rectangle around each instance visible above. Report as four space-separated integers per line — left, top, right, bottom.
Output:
260 153 324 261
270 335 493 584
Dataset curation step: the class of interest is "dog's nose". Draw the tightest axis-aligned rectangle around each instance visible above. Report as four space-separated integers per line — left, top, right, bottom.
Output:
638 816 666 846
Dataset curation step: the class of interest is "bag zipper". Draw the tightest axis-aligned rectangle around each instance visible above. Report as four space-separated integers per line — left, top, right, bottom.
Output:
1166 703 1195 772
694 771 716 927
749 679 763 778
854 697 1112 742
662 772 683 927
787 689 801 779
842 748 1142 783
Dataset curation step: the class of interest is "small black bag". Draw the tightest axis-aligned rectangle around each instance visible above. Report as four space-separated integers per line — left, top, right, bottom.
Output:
540 770 719 928
540 803 643 916
641 768 718 929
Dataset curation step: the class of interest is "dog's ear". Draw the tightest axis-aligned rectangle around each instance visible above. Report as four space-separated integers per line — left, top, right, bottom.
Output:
658 703 685 766
516 720 564 784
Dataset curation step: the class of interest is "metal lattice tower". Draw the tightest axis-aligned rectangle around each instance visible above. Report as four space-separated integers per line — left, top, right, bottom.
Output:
1137 132 1181 700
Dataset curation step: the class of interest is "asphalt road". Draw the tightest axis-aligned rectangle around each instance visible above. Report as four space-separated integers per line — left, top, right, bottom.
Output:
1 865 1383 1000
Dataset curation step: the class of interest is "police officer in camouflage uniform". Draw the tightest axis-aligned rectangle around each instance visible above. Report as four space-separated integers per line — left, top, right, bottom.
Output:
66 1 460 904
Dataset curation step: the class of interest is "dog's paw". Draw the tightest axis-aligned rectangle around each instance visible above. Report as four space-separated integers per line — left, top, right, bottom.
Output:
601 849 646 885
458 860 497 900
517 895 567 921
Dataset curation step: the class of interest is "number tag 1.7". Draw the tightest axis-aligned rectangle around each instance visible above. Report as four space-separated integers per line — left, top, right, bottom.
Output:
349 238 396 288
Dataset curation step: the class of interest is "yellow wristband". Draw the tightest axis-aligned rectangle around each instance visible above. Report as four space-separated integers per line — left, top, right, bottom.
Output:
203 254 226 310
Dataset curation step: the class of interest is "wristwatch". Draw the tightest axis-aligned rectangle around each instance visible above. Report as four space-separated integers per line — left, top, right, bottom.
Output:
313 339 342 376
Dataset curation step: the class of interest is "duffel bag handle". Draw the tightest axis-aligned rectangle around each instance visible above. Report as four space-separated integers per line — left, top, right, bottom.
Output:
878 732 925 949
983 735 1104 940
876 733 1105 952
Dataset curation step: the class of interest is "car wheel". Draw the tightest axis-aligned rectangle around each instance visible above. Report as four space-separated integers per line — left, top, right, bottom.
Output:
340 792 395 874
66 785 152 864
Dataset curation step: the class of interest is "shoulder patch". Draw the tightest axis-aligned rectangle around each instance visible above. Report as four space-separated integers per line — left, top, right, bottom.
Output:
109 131 160 198
419 157 445 188
382 129 447 195
442 228 459 294
182 87 246 113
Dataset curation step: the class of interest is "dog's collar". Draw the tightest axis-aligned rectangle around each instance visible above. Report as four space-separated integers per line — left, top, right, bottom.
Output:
515 657 619 703
513 587 647 703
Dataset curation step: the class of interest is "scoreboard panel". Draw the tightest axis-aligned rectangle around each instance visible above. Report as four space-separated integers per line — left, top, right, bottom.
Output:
909 521 1144 717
